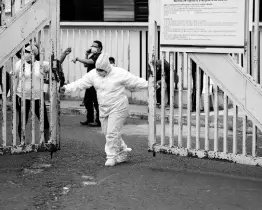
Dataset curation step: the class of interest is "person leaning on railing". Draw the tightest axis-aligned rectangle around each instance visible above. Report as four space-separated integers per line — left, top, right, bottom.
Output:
14 44 50 143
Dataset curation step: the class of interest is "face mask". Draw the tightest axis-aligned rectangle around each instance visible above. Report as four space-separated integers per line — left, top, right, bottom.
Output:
96 69 108 77
24 52 32 62
91 47 98 53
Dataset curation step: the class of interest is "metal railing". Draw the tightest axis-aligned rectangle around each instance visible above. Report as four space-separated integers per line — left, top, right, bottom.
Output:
0 0 60 154
148 50 262 166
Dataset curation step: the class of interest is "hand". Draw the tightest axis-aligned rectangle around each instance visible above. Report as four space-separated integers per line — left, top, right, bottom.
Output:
86 49 91 55
156 80 161 89
71 57 78 63
60 86 66 94
85 50 93 59
63 47 72 55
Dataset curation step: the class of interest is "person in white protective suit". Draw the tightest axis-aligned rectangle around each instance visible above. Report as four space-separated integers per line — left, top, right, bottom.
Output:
61 54 148 166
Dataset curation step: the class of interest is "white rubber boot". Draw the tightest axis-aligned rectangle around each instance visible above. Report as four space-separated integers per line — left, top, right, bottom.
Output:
105 158 116 167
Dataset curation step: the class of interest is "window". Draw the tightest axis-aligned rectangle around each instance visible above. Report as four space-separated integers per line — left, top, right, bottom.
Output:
104 0 134 21
61 0 148 22
61 0 103 22
135 0 148 22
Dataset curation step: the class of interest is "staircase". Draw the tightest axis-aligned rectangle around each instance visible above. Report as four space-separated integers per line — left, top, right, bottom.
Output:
0 0 60 154
0 0 50 67
189 53 262 131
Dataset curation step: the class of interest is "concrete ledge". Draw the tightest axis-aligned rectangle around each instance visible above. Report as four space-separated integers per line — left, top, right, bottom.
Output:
0 143 57 155
149 145 262 167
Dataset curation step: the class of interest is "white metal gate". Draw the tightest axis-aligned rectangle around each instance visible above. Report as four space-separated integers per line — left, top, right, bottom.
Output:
0 0 61 155
148 0 262 166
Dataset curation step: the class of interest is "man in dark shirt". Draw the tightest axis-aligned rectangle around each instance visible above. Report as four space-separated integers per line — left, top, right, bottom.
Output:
191 61 204 112
72 40 102 127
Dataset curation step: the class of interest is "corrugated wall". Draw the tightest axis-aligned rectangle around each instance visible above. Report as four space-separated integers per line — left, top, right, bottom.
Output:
42 23 150 103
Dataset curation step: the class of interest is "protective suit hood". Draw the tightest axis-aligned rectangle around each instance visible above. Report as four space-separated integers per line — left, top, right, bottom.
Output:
95 53 112 76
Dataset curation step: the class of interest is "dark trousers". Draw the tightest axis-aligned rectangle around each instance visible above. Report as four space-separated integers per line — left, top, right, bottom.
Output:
156 83 170 105
84 87 100 124
0 67 10 98
192 61 204 110
16 95 49 139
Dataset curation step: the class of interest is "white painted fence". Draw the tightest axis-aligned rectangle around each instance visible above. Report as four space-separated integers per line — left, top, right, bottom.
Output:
148 49 262 167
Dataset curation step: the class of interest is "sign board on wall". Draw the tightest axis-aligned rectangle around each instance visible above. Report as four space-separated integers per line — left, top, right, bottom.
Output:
160 0 246 52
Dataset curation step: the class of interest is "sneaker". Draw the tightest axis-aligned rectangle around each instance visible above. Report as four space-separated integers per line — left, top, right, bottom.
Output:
89 122 101 127
105 158 116 167
80 120 89 125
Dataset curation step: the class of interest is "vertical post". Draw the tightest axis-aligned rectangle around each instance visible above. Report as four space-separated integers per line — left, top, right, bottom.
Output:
233 103 238 155
66 29 70 84
103 30 106 52
204 74 210 151
213 84 219 152
196 65 201 150
223 94 228 153
30 38 36 144
1 65 7 146
178 52 183 147
11 0 15 17
169 52 175 147
21 46 26 145
39 29 45 144
72 29 75 80
49 0 60 145
127 30 131 72
77 30 81 97
243 0 249 156
242 115 247 156
148 0 157 150
253 0 260 83
187 57 192 149
160 52 166 146
110 30 113 58
252 124 257 157
115 30 118 66
121 30 124 68
11 56 17 146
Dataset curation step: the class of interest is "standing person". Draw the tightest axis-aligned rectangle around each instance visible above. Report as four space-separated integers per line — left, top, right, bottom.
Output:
14 44 50 143
155 59 179 107
72 41 102 127
191 61 204 112
14 44 71 143
61 54 148 166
